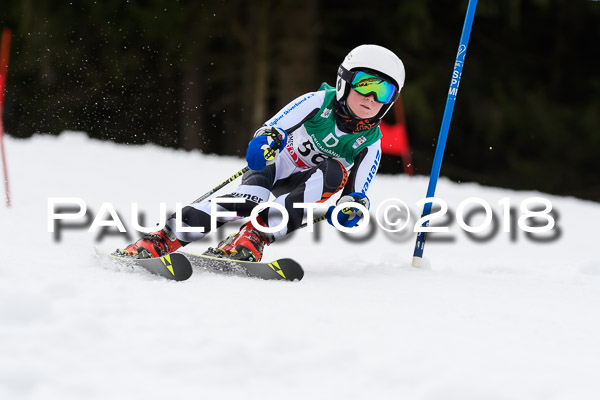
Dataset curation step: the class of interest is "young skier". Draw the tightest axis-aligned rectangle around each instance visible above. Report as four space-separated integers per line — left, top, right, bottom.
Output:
119 44 405 261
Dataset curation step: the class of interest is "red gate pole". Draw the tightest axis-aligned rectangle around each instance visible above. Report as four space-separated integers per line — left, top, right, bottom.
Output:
0 27 12 207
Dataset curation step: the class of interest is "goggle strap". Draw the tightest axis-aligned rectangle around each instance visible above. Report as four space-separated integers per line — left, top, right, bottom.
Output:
337 65 354 83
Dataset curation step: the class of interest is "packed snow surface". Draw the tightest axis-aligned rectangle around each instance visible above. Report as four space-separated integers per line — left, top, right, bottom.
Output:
1 132 600 399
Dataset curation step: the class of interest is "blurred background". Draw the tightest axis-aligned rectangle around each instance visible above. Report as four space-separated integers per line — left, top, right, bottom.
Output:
1 0 599 200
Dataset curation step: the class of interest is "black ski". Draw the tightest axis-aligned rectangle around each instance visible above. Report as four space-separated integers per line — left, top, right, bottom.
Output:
95 248 193 281
181 251 304 281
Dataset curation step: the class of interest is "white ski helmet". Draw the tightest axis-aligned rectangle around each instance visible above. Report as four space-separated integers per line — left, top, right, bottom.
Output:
336 44 405 119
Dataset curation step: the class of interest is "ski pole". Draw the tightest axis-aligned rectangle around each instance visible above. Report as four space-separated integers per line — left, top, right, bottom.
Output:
299 214 327 230
412 0 478 268
191 166 249 204
0 28 11 208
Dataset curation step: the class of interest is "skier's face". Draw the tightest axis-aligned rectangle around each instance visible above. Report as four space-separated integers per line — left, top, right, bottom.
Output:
347 89 384 119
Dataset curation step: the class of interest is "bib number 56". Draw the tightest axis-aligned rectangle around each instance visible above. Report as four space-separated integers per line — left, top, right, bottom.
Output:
298 140 326 165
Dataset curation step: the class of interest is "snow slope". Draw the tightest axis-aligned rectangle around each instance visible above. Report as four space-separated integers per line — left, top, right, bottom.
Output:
1 132 600 400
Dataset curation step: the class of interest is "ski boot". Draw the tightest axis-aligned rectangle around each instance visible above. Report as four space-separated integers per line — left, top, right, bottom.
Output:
117 225 182 259
205 218 273 262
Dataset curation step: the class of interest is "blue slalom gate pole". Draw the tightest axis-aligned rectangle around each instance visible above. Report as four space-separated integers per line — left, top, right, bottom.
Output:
412 0 478 267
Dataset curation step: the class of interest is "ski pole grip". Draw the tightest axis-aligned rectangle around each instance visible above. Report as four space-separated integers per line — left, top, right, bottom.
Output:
273 131 284 150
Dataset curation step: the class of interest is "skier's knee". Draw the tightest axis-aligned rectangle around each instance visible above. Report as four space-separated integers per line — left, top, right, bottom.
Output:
318 159 348 201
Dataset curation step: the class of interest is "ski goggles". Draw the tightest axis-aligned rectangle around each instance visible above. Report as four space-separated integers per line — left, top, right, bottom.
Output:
351 71 397 104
